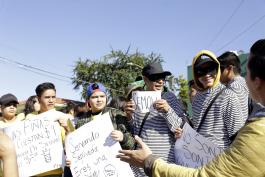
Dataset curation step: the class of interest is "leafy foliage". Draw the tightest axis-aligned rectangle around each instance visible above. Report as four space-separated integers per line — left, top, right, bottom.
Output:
176 75 189 105
72 49 163 99
167 75 189 109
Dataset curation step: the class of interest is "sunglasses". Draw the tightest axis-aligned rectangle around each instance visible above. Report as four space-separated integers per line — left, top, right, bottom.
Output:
195 67 217 77
148 75 166 82
3 102 18 108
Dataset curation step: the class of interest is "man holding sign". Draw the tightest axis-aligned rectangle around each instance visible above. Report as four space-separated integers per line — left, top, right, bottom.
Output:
33 82 72 177
124 63 188 177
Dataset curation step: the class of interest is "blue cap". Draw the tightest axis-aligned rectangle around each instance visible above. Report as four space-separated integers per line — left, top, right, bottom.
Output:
86 83 107 98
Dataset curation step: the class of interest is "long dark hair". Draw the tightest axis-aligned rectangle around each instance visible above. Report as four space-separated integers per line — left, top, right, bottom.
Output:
24 95 38 116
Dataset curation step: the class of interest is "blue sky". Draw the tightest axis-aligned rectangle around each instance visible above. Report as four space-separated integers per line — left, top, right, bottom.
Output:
0 0 265 101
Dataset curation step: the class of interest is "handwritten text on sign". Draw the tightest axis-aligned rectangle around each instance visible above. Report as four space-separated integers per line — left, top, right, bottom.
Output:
174 123 223 168
4 114 64 177
65 112 134 177
132 91 161 113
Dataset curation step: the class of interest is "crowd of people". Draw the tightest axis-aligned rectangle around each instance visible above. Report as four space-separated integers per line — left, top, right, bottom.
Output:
117 39 265 177
0 39 264 177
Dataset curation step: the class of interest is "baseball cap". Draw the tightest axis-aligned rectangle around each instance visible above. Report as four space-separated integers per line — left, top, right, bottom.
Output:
86 83 107 98
0 93 19 106
194 56 217 69
125 80 145 99
142 63 171 78
194 50 218 69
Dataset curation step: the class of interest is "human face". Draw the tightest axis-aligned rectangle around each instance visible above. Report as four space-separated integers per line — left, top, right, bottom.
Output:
144 75 165 91
38 89 56 113
1 102 17 120
196 63 217 89
88 91 107 113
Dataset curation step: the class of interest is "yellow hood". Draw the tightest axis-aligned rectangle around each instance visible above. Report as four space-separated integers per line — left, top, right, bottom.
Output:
192 50 221 91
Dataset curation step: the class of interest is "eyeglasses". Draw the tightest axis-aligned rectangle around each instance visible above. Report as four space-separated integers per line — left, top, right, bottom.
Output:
148 75 166 82
195 67 217 77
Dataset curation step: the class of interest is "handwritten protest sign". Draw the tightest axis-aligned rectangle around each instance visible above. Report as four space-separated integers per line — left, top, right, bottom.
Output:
4 111 64 177
174 123 223 168
65 112 134 177
132 91 161 113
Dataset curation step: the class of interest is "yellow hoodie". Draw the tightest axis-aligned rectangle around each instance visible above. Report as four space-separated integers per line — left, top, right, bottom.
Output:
192 50 221 91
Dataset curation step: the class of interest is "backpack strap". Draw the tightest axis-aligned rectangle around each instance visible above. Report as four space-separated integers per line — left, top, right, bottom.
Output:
197 88 226 132
134 112 150 149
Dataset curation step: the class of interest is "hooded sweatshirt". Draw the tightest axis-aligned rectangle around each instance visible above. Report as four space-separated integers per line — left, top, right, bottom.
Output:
191 50 245 148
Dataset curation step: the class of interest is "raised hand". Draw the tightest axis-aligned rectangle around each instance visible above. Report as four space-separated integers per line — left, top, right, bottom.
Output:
117 136 152 167
153 99 170 113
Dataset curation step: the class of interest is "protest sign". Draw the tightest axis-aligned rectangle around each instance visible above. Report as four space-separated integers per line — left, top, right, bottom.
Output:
174 123 223 168
65 112 134 177
4 111 64 177
132 91 161 113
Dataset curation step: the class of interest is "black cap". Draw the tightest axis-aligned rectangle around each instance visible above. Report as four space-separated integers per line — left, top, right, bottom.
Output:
142 63 171 77
0 93 19 106
194 57 216 69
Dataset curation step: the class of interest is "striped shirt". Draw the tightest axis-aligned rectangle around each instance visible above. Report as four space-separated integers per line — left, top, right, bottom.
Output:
227 75 249 120
192 83 245 149
131 91 185 177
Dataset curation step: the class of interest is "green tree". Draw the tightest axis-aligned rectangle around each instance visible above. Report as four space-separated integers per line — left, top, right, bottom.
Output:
167 75 189 108
176 75 189 105
72 49 163 99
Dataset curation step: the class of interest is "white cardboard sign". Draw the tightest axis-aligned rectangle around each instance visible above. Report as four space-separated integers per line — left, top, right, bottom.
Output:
132 91 161 113
65 112 134 177
174 123 223 168
4 112 64 177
